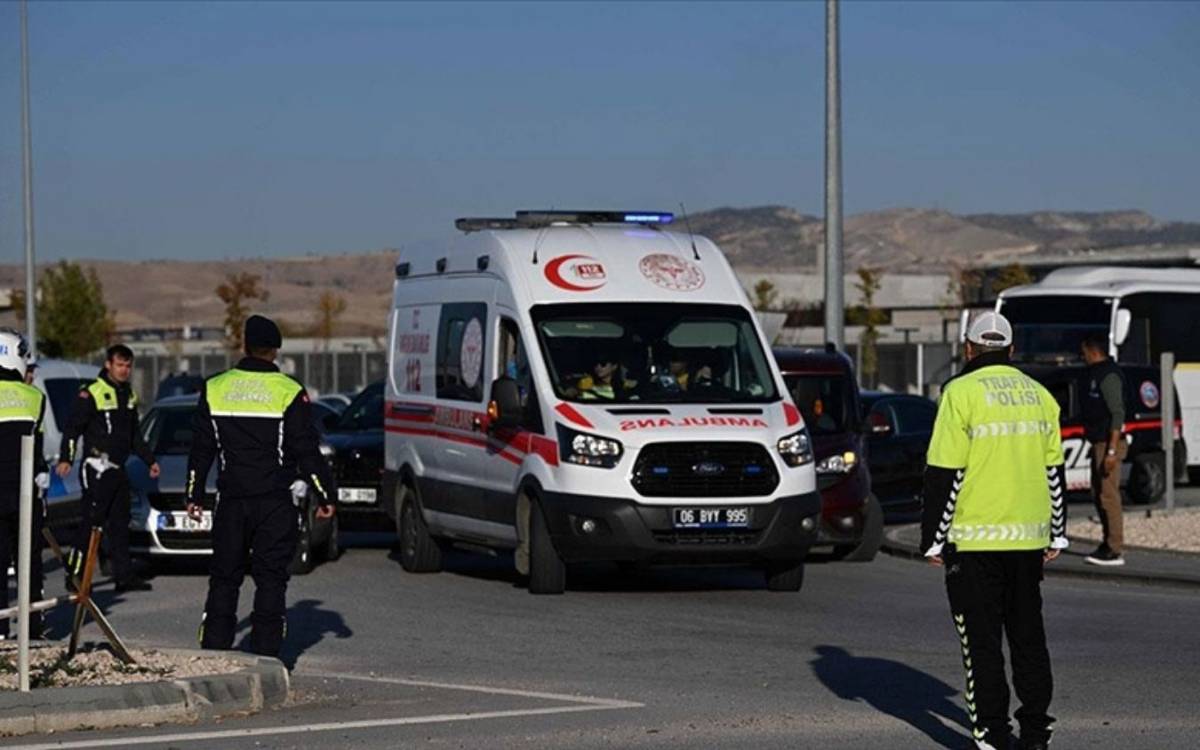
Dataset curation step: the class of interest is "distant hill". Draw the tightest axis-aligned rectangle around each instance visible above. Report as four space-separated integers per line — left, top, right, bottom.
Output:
688 206 1200 272
2 206 1197 334
0 251 398 337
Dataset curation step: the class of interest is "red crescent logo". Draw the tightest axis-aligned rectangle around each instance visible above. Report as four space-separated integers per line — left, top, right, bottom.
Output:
545 254 607 292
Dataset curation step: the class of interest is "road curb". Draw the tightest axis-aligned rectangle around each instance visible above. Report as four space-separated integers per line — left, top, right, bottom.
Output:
0 648 289 738
880 525 1200 590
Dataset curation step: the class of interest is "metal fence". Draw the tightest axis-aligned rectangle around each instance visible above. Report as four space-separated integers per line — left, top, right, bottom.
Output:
108 346 388 406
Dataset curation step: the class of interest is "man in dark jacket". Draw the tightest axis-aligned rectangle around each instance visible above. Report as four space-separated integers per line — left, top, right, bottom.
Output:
186 315 336 657
1080 332 1127 566
0 330 47 638
57 344 159 592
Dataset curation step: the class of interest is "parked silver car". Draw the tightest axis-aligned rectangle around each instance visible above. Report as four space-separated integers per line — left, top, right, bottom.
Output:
127 395 340 574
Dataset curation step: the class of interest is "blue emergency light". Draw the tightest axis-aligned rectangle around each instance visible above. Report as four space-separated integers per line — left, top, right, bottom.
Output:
456 211 674 232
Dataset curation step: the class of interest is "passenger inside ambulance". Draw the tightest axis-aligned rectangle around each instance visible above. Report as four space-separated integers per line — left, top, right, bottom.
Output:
568 351 635 400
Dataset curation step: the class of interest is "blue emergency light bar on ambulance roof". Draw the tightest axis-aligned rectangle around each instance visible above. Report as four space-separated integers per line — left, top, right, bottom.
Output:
455 210 673 233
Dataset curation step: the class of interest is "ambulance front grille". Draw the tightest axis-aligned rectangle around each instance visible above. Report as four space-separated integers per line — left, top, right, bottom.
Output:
631 442 779 498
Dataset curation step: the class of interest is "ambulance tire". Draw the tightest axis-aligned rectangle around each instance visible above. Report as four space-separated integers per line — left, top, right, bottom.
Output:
398 485 443 573
835 495 883 563
764 560 805 592
1127 452 1165 506
528 499 566 595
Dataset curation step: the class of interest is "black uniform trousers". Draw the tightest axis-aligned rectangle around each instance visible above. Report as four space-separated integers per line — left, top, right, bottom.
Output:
945 547 1054 747
201 491 298 657
0 496 45 638
72 464 132 584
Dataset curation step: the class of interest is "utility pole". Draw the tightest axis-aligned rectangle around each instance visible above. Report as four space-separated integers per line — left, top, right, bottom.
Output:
20 0 38 353
823 0 844 350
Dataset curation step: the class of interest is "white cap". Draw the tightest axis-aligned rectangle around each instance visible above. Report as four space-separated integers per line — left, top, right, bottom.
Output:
966 312 1013 349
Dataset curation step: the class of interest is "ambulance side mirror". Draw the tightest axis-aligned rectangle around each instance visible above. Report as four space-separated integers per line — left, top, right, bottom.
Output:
1113 308 1132 347
488 377 521 431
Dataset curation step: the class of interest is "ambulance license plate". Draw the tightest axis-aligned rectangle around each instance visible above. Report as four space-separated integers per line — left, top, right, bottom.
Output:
177 513 212 532
338 487 377 504
672 507 750 529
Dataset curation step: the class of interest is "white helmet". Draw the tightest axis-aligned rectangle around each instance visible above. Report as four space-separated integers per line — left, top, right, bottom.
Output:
0 330 29 377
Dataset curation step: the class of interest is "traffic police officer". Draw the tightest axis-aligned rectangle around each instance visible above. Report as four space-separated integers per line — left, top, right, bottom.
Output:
186 315 335 657
921 312 1068 750
57 344 159 592
0 331 47 638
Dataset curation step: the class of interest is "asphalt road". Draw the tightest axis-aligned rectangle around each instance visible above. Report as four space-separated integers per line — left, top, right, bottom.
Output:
6 523 1198 750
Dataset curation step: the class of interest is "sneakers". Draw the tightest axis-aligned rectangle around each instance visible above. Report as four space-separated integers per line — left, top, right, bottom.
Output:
1085 545 1125 566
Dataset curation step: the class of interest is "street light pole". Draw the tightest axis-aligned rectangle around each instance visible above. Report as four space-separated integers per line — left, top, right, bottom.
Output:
20 0 38 353
823 0 844 351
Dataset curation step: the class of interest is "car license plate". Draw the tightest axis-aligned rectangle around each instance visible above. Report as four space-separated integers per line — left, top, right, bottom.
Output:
672 507 750 529
176 512 212 532
338 487 377 504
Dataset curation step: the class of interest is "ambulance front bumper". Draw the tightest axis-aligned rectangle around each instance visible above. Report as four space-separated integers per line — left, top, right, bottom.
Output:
538 490 821 565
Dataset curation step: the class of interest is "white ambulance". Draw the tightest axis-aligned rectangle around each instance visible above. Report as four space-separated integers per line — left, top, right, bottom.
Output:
383 211 820 594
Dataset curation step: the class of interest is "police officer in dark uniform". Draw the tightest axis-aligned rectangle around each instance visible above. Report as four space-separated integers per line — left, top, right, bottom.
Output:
57 344 159 592
0 331 47 638
1080 332 1127 566
186 315 335 657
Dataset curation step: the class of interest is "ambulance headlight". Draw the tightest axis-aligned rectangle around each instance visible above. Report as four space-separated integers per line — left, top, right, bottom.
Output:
557 425 623 468
776 430 814 468
816 451 858 475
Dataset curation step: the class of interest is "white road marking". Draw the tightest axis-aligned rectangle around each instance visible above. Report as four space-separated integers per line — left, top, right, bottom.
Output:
7 673 644 750
305 670 644 708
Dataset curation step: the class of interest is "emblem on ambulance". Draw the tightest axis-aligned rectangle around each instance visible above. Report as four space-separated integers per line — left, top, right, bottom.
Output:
639 253 705 291
1139 380 1160 410
545 254 607 292
460 317 484 389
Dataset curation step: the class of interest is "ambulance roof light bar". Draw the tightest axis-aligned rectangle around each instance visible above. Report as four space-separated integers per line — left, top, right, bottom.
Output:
455 210 674 233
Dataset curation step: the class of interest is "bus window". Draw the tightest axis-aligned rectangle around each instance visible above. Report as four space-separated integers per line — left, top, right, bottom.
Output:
1119 292 1200 364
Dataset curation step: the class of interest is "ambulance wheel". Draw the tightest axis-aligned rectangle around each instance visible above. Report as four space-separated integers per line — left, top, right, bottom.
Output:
398 485 442 573
1127 452 1164 505
528 499 566 595
764 560 805 592
289 504 317 576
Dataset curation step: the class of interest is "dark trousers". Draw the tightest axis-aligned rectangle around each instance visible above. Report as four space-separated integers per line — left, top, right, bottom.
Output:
945 548 1054 747
72 465 132 584
0 498 45 638
200 492 298 657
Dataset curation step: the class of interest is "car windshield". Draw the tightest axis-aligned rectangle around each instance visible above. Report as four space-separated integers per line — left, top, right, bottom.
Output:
1001 296 1111 363
334 382 384 431
783 373 853 436
532 303 779 404
147 406 197 455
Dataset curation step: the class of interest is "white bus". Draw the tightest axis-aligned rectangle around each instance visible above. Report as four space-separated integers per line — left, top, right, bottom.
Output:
998 266 1200 490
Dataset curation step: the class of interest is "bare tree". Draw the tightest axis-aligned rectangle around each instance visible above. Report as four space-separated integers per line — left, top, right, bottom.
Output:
216 273 269 352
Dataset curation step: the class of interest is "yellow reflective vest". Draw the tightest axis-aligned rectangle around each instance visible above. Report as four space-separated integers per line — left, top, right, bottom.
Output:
927 364 1064 551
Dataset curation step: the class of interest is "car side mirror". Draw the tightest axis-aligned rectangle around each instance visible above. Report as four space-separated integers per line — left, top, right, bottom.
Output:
488 377 522 431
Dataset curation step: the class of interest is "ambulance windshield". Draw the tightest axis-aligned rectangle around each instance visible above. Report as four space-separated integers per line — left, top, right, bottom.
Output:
532 303 779 404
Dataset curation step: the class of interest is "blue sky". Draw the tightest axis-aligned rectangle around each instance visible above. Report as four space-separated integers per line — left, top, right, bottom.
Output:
1 1 1197 261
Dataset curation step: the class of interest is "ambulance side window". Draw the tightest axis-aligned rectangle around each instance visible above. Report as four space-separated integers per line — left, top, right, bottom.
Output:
498 318 544 434
436 303 487 402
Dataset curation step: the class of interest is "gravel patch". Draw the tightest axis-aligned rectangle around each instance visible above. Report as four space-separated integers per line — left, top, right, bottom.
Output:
1068 506 1200 554
0 643 242 691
